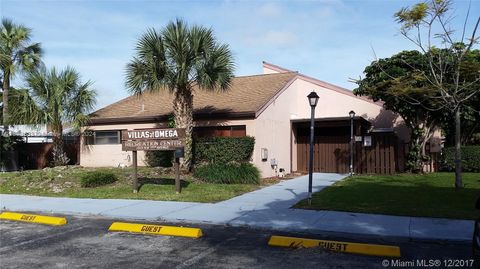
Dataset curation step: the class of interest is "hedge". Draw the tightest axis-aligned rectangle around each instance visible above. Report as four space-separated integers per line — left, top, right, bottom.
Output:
193 162 260 184
440 146 480 172
193 136 255 164
144 151 173 167
80 171 118 188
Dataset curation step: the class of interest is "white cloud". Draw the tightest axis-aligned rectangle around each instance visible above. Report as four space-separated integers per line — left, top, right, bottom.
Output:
257 2 283 18
263 30 299 46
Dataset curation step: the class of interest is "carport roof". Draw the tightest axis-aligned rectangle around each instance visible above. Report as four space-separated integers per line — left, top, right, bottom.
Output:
88 72 297 125
291 116 372 127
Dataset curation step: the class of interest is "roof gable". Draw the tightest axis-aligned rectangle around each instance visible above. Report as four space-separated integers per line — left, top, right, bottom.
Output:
262 61 383 107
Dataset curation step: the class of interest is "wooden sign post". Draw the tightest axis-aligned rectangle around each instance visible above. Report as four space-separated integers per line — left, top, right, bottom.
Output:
174 148 184 194
174 159 180 193
132 150 138 193
121 128 185 193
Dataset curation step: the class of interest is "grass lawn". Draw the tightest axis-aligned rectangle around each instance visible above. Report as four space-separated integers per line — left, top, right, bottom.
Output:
295 173 480 220
0 166 279 203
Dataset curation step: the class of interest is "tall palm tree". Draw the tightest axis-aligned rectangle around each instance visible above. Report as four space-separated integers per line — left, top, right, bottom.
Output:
11 66 96 166
0 18 42 133
126 19 235 170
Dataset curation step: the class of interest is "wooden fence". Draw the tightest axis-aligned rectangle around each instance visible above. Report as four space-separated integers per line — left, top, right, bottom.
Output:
297 132 441 174
354 133 397 174
17 143 79 169
398 142 441 173
297 135 351 174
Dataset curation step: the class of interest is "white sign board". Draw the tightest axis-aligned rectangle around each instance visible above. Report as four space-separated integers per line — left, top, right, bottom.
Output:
363 136 372 147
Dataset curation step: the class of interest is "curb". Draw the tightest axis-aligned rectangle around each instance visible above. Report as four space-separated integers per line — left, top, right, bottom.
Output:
108 222 203 238
0 211 67 226
1 207 472 243
268 235 401 257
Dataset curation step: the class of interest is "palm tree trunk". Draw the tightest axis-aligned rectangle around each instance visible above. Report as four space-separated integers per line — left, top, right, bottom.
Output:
2 70 10 134
173 87 193 171
52 125 69 166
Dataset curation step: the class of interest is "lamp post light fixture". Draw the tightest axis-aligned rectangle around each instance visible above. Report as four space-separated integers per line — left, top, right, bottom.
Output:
349 110 356 176
307 91 319 206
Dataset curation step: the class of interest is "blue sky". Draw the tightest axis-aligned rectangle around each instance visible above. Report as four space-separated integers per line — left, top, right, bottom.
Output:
2 0 479 110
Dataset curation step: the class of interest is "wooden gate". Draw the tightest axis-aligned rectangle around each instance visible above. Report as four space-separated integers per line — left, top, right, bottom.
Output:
297 132 399 174
353 132 397 174
297 135 350 173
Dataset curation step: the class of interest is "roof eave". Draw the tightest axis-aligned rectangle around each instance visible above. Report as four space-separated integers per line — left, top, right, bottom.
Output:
296 73 384 107
87 111 256 126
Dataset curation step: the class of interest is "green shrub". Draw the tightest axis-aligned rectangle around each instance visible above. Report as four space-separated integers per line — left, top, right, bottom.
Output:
194 163 260 184
80 171 118 188
193 136 255 164
441 146 480 172
144 151 173 167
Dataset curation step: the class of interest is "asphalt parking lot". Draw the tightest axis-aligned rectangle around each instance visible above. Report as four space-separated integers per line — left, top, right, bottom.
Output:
0 214 474 269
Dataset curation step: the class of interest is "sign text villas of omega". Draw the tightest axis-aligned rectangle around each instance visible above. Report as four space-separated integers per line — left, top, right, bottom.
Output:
121 128 185 151
122 128 185 141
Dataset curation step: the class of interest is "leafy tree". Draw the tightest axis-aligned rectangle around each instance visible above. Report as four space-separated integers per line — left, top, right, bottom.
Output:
354 50 442 172
10 66 96 166
0 18 42 133
125 19 235 171
440 49 480 146
394 0 480 188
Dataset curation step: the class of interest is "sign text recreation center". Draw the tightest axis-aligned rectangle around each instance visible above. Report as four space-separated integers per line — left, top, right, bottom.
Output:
122 128 185 140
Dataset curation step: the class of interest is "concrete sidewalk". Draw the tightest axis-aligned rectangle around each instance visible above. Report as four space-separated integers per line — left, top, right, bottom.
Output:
0 173 474 242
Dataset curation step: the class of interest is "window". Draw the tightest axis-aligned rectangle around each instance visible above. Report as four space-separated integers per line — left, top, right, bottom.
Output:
230 126 246 137
193 125 246 138
89 130 120 145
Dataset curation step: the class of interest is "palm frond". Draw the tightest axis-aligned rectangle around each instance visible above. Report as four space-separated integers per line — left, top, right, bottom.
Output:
23 66 96 129
7 88 43 125
196 43 235 91
0 18 41 78
126 18 235 94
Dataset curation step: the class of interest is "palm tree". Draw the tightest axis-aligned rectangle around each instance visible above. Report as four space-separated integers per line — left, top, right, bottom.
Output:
0 18 42 134
126 19 235 170
11 66 96 166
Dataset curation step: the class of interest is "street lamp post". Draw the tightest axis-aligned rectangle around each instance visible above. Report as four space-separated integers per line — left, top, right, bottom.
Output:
349 110 356 176
307 91 319 206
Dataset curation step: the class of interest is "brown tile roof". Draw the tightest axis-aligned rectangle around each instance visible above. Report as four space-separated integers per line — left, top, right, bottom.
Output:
89 72 297 123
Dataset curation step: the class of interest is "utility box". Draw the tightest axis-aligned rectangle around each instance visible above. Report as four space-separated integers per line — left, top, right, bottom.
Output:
261 148 268 161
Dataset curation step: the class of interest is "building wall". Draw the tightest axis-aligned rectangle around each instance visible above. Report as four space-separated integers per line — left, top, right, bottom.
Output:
81 65 413 177
253 77 409 178
262 64 411 141
80 123 160 167
80 120 255 168
253 80 296 178
81 79 408 178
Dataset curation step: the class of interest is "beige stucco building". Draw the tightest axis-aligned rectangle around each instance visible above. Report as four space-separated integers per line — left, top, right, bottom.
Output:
81 62 414 177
